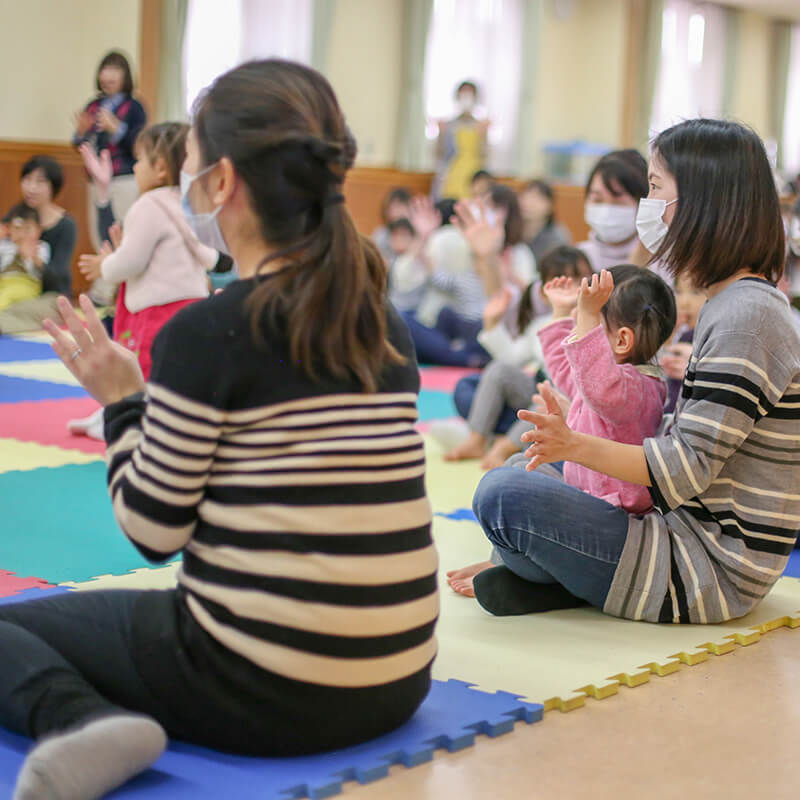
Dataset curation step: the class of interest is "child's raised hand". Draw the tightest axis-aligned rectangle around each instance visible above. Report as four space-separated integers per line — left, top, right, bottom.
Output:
577 269 614 317
542 276 579 318
408 196 441 241
482 287 513 330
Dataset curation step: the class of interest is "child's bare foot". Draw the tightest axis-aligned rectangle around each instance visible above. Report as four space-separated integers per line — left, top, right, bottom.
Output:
480 436 519 471
444 431 488 461
446 560 494 597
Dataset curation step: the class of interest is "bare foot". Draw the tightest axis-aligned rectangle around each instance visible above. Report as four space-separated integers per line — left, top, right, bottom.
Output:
446 560 494 597
444 431 488 461
480 436 519 471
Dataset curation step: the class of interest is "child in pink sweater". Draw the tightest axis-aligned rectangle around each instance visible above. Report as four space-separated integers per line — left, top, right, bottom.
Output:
537 264 676 513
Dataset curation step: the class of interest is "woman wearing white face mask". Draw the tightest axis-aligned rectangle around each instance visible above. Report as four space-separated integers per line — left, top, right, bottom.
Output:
579 149 648 272
433 80 489 200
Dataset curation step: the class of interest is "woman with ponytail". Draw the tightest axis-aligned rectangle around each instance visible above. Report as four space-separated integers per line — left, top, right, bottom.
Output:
1 60 438 800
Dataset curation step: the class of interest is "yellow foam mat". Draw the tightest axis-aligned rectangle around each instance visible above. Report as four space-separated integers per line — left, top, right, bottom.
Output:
60 562 181 591
0 360 80 386
0 438 102 473
431 514 800 711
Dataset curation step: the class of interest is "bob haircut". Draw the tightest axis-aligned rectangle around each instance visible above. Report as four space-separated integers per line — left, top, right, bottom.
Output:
585 149 648 202
96 51 134 95
651 118 785 287
20 155 64 198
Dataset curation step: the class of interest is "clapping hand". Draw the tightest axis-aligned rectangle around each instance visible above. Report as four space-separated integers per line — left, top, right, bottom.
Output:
542 276 580 319
44 295 145 407
97 107 121 134
79 144 113 190
518 382 577 471
73 110 94 136
78 241 112 282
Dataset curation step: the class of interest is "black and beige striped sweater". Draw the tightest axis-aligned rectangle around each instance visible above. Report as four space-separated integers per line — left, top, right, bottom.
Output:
605 278 800 624
104 277 439 688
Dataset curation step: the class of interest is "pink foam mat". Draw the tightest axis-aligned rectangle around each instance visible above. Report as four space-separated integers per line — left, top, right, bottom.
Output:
0 570 54 598
0 397 106 454
419 367 478 393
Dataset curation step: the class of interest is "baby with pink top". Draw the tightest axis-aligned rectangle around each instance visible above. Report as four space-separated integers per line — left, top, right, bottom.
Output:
448 263 676 596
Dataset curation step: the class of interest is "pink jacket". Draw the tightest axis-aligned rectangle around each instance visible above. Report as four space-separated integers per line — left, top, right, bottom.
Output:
538 318 666 514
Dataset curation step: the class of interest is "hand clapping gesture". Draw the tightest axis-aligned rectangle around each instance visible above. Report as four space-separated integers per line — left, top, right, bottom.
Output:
97 107 121 135
518 382 578 471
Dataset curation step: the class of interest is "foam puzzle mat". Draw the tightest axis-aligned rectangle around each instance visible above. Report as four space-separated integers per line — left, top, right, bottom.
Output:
1 336 799 797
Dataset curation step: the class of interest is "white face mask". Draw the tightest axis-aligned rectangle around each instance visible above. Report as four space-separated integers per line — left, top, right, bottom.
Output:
457 93 476 114
180 163 229 255
636 197 677 254
584 203 637 244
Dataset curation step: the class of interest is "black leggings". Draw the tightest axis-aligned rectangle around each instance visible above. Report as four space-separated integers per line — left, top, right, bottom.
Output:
0 589 430 756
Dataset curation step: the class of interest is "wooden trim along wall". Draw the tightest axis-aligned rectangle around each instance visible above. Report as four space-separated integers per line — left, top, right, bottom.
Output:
0 139 590 300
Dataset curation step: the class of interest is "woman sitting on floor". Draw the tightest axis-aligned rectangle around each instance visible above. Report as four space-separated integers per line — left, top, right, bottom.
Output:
470 118 800 621
0 59 438 800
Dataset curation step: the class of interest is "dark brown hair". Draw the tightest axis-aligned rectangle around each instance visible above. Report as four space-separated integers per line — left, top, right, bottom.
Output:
600 265 676 364
518 246 591 330
651 118 785 287
20 155 64 197
489 184 523 247
522 179 555 226
193 59 401 392
136 122 189 187
380 187 411 224
96 51 134 95
586 149 648 201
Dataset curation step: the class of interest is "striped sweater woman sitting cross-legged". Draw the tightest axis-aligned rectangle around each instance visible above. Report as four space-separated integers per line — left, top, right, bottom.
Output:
0 59 438 800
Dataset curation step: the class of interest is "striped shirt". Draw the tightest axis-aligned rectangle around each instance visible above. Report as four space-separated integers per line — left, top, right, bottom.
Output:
604 278 800 624
104 278 438 689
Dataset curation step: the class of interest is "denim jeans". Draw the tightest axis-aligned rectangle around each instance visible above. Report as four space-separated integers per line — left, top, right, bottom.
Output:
472 460 631 609
402 308 490 367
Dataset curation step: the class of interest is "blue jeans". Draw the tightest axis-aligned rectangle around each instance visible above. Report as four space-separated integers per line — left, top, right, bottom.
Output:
453 374 518 434
402 308 490 367
472 461 631 609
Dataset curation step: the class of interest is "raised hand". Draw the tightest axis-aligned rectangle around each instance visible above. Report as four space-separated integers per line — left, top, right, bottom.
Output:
44 295 145 406
518 383 577 471
482 287 513 330
79 144 113 191
452 199 504 260
577 269 614 317
408 195 441 242
542 276 579 319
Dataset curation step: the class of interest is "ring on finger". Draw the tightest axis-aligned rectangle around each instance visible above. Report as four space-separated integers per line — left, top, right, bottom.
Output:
70 348 82 361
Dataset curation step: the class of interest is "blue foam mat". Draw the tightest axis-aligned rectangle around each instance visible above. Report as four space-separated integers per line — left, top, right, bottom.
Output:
0 679 543 799
0 586 72 606
417 389 456 422
0 374 87 403
0 464 178 583
784 549 800 579
0 337 56 363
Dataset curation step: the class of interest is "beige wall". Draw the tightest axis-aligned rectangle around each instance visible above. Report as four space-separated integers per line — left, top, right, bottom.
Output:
528 0 628 174
0 0 141 142
323 0 403 166
728 10 772 138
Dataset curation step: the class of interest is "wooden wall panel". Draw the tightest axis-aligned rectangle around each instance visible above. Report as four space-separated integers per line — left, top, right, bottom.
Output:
0 140 92 296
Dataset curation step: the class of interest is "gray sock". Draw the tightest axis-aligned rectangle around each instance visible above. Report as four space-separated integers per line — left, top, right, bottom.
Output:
13 713 167 800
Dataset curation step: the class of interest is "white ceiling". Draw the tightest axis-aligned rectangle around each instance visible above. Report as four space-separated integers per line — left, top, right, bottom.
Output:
715 0 800 22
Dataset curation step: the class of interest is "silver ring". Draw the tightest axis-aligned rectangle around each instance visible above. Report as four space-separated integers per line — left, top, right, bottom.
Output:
70 348 82 361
